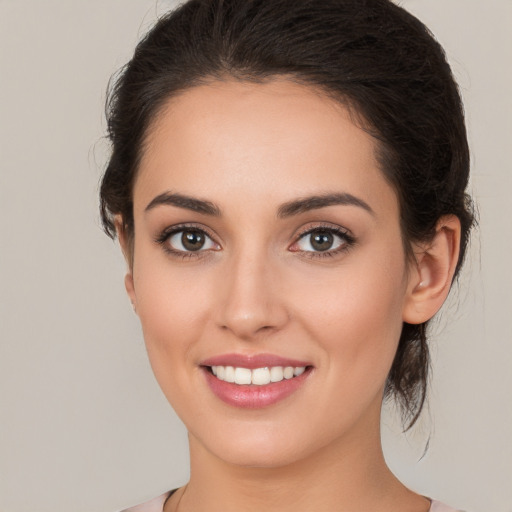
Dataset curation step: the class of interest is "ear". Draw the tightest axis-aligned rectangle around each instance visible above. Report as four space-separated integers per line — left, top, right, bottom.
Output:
114 215 137 313
402 215 461 324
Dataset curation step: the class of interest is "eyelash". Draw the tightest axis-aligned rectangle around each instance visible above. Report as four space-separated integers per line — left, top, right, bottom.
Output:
291 224 356 260
154 223 220 260
154 223 356 260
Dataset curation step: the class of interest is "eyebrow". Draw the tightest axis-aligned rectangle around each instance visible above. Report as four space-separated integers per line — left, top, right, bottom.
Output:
144 191 374 218
277 193 374 218
144 192 221 216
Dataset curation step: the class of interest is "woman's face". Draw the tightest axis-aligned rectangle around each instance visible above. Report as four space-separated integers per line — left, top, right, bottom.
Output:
126 79 417 467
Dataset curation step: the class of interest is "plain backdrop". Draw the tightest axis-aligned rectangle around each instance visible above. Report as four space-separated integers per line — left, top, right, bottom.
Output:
0 1 511 511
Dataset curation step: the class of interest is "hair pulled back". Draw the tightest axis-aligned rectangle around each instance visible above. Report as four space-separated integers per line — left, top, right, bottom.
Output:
100 0 474 426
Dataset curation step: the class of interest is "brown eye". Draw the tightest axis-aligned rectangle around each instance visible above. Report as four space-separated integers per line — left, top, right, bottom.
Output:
181 230 205 251
310 231 334 251
293 228 350 254
166 229 219 253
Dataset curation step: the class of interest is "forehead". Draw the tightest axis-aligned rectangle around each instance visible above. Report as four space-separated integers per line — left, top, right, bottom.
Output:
134 79 398 219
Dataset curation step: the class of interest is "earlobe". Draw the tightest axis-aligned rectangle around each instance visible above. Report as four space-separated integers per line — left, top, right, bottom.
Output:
402 215 461 325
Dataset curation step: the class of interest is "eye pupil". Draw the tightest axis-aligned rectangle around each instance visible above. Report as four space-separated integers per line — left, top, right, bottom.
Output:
182 230 205 251
311 231 333 251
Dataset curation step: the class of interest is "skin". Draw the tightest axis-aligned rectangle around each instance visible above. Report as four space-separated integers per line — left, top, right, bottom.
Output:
118 79 461 512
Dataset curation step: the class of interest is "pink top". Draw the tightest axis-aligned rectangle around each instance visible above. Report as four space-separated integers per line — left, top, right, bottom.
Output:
120 491 462 511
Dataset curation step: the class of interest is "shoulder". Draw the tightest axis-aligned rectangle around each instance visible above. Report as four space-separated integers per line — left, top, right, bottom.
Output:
118 491 174 512
429 500 465 512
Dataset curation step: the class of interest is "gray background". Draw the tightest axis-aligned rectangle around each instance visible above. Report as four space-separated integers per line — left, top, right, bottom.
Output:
0 1 510 511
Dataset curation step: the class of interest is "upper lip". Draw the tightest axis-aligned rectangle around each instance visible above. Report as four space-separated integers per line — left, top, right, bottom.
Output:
200 353 312 369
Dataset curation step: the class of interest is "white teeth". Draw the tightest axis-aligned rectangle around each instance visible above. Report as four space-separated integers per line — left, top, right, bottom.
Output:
224 366 235 383
234 367 252 385
270 366 284 382
283 366 294 379
252 367 271 386
210 365 307 385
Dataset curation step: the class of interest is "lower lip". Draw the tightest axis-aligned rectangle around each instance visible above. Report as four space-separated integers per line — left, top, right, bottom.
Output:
202 367 312 409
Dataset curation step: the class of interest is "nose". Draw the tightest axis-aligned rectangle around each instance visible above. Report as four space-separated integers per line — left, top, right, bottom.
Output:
215 249 289 340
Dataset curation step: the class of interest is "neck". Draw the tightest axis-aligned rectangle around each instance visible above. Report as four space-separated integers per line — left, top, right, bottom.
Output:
170 407 428 512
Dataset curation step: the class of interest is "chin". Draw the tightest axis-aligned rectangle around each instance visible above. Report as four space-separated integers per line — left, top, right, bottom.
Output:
214 441 308 469
191 420 316 469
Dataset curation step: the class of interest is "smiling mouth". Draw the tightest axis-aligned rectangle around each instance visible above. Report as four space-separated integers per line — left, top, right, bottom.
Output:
202 363 313 408
208 365 308 385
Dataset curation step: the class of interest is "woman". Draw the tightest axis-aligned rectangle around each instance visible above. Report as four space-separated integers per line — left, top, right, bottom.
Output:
100 0 474 510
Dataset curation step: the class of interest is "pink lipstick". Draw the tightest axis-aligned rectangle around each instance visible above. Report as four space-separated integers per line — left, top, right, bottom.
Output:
200 353 313 409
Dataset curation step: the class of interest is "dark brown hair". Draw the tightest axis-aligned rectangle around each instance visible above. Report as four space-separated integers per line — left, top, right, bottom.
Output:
100 0 474 427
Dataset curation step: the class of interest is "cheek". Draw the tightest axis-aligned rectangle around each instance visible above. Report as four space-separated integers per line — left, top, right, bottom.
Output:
131 253 214 389
136 270 209 335
287 249 407 384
